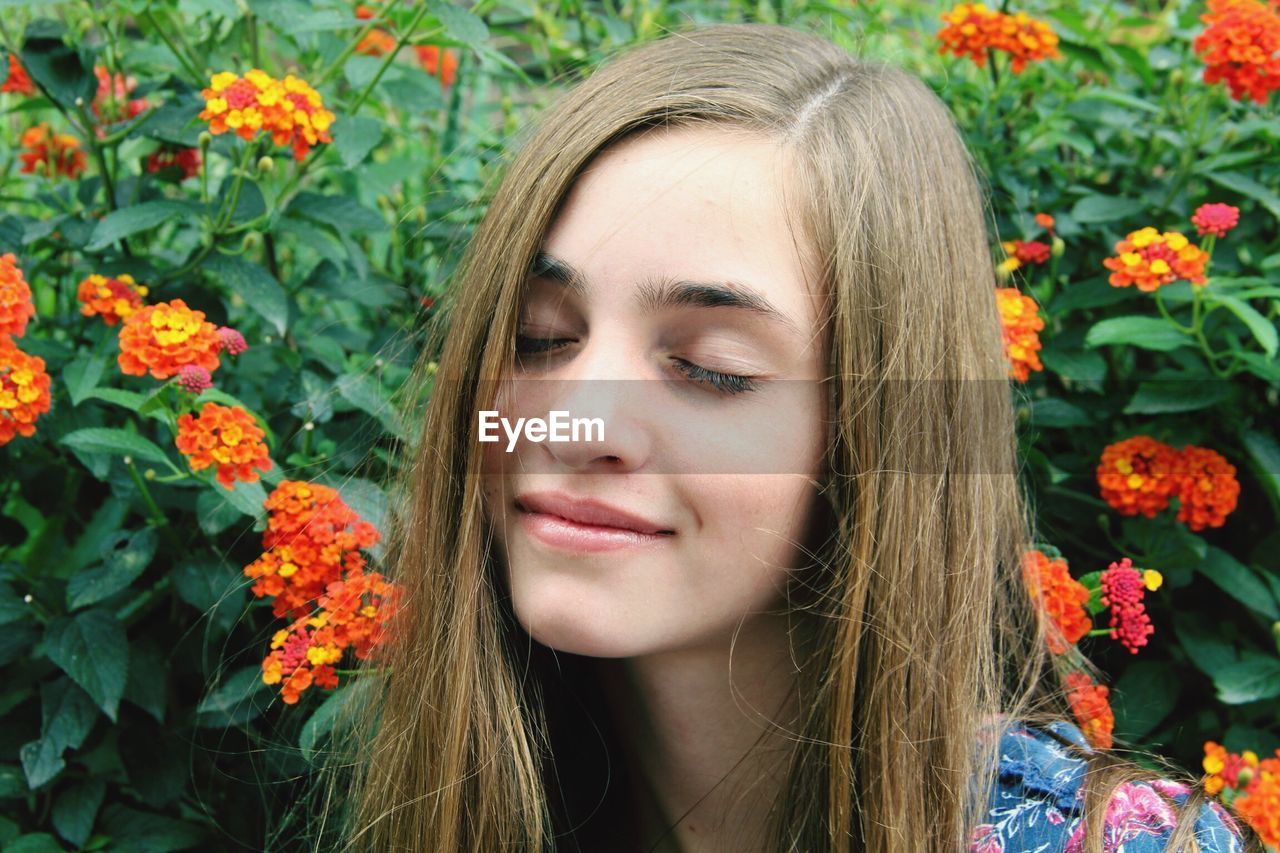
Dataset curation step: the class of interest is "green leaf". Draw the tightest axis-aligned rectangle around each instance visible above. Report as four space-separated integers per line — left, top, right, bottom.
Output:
123 640 168 723
0 582 26 627
52 779 105 849
1172 611 1238 678
1199 546 1280 620
63 351 107 406
1070 194 1147 224
204 254 288 336
1039 346 1108 383
1204 170 1280 223
98 804 204 852
293 192 387 232
430 0 489 47
1030 397 1092 427
1214 656 1280 704
218 479 269 519
64 498 129 576
3 833 65 853
1122 379 1233 413
1048 277 1136 314
1243 429 1280 510
41 678 98 754
45 609 129 721
172 560 244 635
1084 316 1191 351
332 115 384 169
61 428 172 468
1112 661 1179 740
82 387 149 413
194 489 246 535
18 19 94 110
299 680 366 762
19 738 64 790
196 665 272 728
85 201 192 252
66 528 157 610
1211 293 1279 357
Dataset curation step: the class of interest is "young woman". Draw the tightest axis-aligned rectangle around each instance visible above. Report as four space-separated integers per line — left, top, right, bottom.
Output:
327 22 1259 852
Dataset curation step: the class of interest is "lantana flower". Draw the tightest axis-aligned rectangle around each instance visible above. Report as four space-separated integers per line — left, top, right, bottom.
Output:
1172 445 1240 531
198 69 335 160
1022 548 1091 654
1193 0 1280 105
0 254 36 338
354 6 399 56
936 3 1062 74
146 146 203 181
995 287 1044 382
1099 557 1155 654
1191 202 1241 238
1102 226 1210 292
1 53 35 95
76 273 148 326
91 65 149 130
1063 670 1115 750
1203 741 1279 845
0 335 53 446
175 401 273 488
415 45 459 87
1097 436 1240 529
117 298 222 380
18 123 87 180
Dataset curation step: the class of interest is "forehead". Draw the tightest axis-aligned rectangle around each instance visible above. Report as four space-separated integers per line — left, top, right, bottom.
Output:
539 125 823 330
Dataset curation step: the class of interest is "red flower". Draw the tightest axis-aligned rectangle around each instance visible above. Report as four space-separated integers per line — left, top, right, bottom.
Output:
175 401 273 488
1064 671 1115 750
1 53 35 96
414 45 460 87
1172 445 1240 530
76 273 149 326
1193 0 1280 105
1191 202 1241 238
1099 557 1155 654
1102 226 1209 292
1097 436 1181 518
91 65 149 130
146 146 203 181
18 123 87 180
1022 548 1092 654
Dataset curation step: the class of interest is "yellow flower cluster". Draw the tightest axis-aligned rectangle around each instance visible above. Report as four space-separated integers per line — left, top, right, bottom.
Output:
199 69 334 160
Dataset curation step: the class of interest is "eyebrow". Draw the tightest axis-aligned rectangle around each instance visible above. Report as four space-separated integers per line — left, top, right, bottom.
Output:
528 251 802 336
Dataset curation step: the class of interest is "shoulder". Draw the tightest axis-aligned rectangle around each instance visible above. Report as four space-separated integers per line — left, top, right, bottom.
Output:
969 718 1247 853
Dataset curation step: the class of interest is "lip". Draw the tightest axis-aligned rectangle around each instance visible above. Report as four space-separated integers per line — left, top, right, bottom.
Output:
514 491 675 553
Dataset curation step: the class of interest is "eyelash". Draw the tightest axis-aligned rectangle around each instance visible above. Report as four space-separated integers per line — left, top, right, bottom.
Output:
514 335 759 396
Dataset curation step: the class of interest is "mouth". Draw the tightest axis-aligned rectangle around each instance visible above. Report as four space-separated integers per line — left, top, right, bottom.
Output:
514 491 675 553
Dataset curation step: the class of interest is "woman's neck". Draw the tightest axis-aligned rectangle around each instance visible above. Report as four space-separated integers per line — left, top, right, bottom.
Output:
592 611 805 853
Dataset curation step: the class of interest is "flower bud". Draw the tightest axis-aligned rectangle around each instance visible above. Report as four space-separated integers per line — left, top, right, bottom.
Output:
144 468 156 481
257 155 274 174
1051 236 1065 258
123 455 133 466
242 231 261 251
198 131 212 151
1237 766 1254 788
303 421 315 431
1238 245 1252 266
995 263 1012 283
1222 127 1237 144
1170 68 1184 87
1094 171 1112 185
75 96 84 108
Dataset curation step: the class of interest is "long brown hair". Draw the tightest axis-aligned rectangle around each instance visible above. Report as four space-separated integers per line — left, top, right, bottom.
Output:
318 22 1261 852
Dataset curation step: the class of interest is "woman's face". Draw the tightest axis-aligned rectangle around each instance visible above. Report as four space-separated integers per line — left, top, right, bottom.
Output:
481 125 830 658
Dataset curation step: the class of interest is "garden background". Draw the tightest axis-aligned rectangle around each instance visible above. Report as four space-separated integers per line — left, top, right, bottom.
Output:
1 0 1279 849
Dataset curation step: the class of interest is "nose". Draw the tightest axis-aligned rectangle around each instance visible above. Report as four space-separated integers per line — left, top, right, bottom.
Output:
533 335 655 472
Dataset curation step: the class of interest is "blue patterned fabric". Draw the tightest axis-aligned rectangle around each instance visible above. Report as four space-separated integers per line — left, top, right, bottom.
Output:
970 719 1247 852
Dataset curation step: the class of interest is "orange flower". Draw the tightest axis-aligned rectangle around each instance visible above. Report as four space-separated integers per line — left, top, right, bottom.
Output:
1022 548 1092 654
0 335 53 446
199 69 335 160
244 481 382 619
1096 435 1181 518
175 401 273 488
76 273 148 326
91 65 148 129
1102 226 1210 292
1034 212 1056 232
1193 0 1280 105
354 6 399 56
1172 445 1240 530
995 287 1044 382
0 254 35 338
18 123 87 180
117 298 222 380
145 146 202 181
1 53 35 95
936 3 1062 74
414 45 459 87
1234 752 1280 846
1063 670 1114 750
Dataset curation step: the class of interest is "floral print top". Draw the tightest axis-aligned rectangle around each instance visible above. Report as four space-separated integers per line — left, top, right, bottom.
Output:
972 718 1247 852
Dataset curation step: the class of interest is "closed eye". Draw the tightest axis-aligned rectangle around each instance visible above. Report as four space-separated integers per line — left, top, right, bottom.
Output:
515 336 759 395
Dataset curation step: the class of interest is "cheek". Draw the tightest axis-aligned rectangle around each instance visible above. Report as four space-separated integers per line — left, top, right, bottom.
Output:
690 474 821 582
